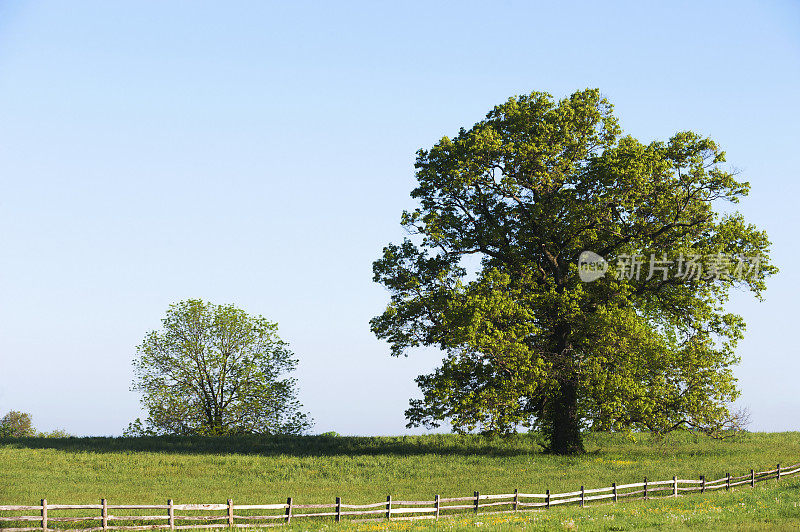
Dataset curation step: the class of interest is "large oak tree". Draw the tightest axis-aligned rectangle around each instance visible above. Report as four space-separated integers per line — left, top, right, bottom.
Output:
371 89 775 454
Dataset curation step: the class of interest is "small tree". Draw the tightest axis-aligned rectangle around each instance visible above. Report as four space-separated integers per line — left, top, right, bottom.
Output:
129 299 312 436
0 411 35 437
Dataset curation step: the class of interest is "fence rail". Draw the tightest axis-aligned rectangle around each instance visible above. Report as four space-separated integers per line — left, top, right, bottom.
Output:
1 462 798 531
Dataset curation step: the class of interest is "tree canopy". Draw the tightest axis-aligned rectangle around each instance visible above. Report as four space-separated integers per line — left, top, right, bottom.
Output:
129 299 312 436
371 89 775 454
0 411 35 438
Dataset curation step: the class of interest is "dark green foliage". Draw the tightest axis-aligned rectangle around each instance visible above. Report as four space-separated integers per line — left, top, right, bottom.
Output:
372 89 776 454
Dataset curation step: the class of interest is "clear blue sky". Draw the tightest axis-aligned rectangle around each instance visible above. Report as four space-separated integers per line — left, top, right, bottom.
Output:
1 1 798 436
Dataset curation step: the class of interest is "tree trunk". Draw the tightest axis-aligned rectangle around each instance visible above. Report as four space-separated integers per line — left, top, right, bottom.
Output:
548 379 584 455
546 322 584 455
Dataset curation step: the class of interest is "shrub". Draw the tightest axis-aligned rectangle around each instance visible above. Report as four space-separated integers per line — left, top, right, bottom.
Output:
0 411 35 437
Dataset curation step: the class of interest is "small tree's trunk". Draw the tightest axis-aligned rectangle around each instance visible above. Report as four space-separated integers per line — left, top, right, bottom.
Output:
548 379 584 455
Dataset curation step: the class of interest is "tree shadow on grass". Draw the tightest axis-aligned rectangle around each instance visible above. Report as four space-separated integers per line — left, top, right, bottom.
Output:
0 433 547 457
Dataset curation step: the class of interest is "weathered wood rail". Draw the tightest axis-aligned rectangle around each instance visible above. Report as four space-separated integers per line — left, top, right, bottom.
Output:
1 462 797 530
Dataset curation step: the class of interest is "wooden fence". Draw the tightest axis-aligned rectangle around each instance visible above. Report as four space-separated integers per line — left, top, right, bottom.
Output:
1 461 798 531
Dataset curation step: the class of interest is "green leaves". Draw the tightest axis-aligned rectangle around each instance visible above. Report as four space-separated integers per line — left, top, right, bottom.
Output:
373 89 775 452
0 411 35 438
130 299 312 436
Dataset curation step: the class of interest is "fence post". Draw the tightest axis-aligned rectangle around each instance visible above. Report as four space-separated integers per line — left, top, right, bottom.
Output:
474 491 480 514
701 475 705 494
777 464 781 482
434 494 440 520
612 482 617 503
41 499 47 532
751 469 755 488
335 497 341 522
545 489 550 509
227 499 233 527
673 476 677 497
168 499 174 530
285 497 292 524
644 477 648 500
385 495 391 520
580 486 585 508
101 498 108 530
513 489 519 511
726 472 730 491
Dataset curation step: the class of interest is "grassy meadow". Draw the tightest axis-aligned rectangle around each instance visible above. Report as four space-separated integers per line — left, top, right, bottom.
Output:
1 432 799 529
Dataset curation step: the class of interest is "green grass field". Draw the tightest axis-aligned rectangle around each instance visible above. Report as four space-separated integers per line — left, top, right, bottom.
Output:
2 432 799 530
